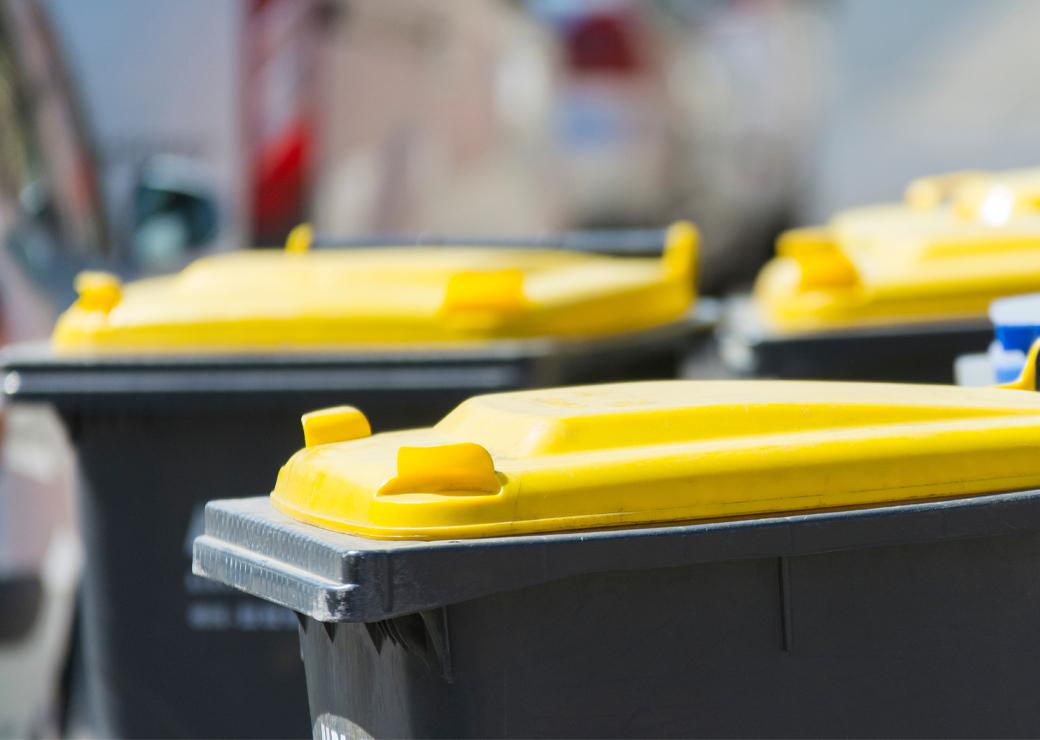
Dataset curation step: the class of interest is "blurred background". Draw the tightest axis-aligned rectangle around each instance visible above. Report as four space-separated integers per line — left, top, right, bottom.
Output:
7 0 1040 317
2 0 1040 735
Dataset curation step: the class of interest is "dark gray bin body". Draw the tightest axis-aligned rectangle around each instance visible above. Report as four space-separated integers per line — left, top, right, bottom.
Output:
719 296 992 383
195 490 1040 739
1 319 700 740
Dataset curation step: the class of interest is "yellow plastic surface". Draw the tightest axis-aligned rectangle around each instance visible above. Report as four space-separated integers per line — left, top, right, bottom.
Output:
52 222 697 353
755 167 1040 332
271 371 1040 541
301 406 371 448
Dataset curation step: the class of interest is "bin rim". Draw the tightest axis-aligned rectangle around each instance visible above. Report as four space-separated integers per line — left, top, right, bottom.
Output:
193 490 1040 623
1 306 711 410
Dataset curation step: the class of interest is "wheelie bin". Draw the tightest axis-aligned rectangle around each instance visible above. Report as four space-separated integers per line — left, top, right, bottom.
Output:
721 167 1040 382
1 222 703 739
955 293 1040 386
194 343 1040 738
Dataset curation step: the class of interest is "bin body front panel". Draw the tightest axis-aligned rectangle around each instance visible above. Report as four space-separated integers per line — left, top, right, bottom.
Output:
302 531 1040 739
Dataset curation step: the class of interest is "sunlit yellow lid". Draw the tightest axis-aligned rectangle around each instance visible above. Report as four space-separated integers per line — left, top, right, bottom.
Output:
271 342 1040 540
52 222 698 353
754 167 1040 332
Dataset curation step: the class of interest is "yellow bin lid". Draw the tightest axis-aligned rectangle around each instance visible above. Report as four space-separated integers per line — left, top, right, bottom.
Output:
754 167 1040 332
53 222 697 353
271 343 1040 541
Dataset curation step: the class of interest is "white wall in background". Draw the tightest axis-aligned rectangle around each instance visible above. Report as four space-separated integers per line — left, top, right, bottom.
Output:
807 0 1040 220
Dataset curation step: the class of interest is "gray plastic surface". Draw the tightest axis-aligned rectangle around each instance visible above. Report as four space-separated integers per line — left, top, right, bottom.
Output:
194 489 1040 624
719 296 992 382
197 490 1040 738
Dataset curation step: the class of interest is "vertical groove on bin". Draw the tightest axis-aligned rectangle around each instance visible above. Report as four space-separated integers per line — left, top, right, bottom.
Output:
381 553 394 614
778 556 793 652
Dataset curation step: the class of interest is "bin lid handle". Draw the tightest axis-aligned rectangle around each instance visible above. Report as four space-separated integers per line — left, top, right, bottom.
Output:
378 443 500 496
285 222 314 254
302 406 371 448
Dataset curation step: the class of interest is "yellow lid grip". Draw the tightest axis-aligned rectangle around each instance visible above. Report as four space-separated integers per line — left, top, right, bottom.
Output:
776 227 832 258
776 228 858 290
441 270 526 314
998 338 1040 391
663 220 698 282
905 170 985 211
285 223 314 254
378 443 500 496
73 271 122 313
302 406 371 448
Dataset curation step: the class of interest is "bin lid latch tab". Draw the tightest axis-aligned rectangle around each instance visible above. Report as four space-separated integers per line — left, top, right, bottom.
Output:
302 406 371 448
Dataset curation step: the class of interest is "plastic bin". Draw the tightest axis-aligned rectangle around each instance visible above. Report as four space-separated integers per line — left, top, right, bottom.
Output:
1 224 704 739
722 168 1040 381
954 294 1040 387
195 354 1040 738
989 293 1040 382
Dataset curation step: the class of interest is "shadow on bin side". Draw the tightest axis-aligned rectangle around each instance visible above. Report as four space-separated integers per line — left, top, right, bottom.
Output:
2 224 705 738
196 371 1040 738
